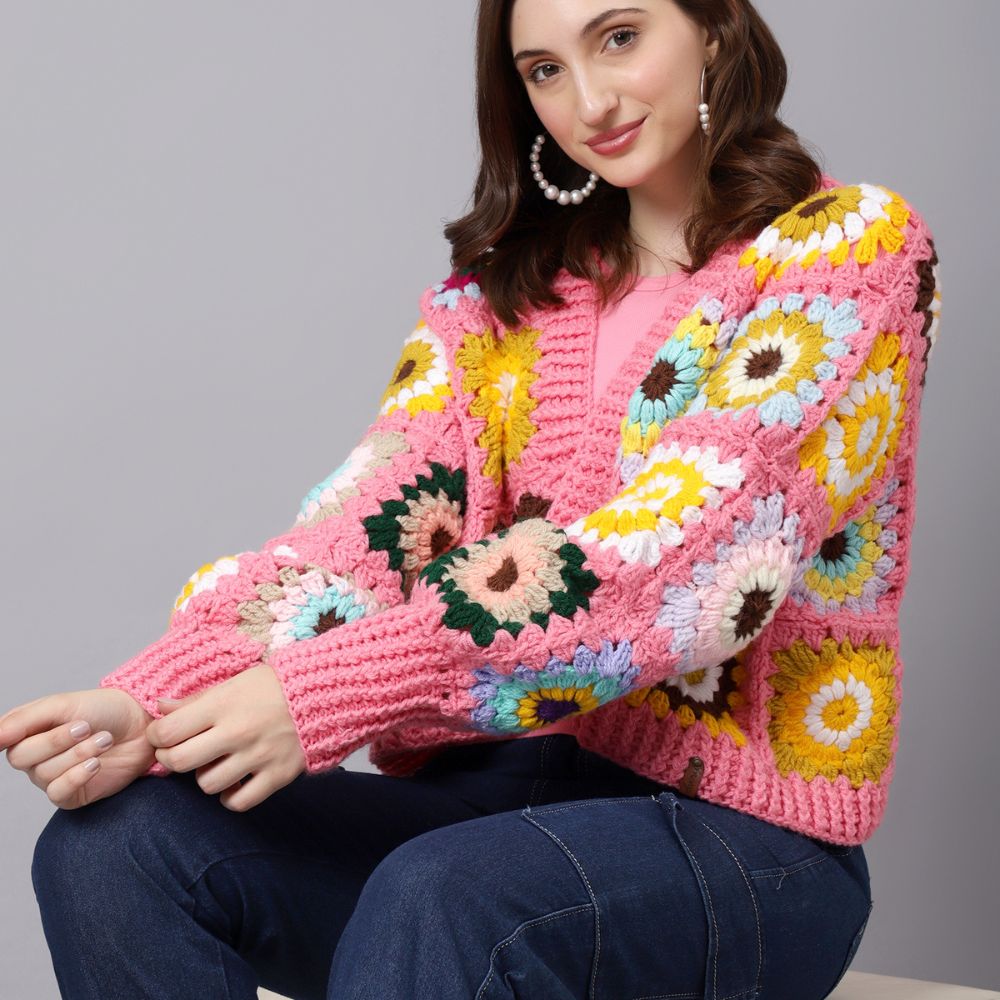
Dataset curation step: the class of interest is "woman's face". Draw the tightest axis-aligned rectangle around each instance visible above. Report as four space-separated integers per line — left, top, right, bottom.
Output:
509 0 718 195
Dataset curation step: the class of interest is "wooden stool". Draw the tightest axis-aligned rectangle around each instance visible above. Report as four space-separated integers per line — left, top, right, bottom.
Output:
829 971 1000 999
260 971 1000 998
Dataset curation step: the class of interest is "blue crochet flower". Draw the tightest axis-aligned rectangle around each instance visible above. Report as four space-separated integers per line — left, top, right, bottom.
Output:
689 292 863 429
468 639 642 733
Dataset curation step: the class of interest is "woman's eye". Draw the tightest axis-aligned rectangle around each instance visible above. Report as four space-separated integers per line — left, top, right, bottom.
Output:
526 28 637 86
528 63 558 86
606 28 637 50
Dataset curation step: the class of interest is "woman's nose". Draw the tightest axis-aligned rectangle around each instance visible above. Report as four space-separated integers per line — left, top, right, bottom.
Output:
572 71 619 127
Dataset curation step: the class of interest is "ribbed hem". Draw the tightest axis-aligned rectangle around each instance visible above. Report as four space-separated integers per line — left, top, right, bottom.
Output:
576 700 885 846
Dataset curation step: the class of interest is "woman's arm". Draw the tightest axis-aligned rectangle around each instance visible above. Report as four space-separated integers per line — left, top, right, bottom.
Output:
98 313 470 774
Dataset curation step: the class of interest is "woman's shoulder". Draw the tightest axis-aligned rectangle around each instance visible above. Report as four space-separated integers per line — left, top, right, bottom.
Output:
417 177 937 338
739 175 936 294
416 266 492 336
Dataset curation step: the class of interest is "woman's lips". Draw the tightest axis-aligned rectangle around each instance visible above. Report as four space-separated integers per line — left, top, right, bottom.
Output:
586 117 646 155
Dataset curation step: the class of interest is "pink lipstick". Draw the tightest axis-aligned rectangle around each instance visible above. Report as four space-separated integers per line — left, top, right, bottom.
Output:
585 117 646 155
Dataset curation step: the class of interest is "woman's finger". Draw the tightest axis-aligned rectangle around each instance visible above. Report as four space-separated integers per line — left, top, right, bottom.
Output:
218 771 266 813
27 726 115 791
6 719 102 774
154 726 230 775
43 755 103 809
0 694 69 751
194 755 250 797
145 698 214 750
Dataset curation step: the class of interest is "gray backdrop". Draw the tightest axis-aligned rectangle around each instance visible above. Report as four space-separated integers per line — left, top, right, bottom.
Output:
1 1 996 994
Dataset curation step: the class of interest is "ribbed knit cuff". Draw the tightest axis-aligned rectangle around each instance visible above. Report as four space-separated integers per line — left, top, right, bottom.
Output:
266 601 467 774
99 617 268 779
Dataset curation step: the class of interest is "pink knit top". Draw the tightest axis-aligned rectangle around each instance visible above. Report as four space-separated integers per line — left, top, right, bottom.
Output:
592 270 694 401
100 175 942 845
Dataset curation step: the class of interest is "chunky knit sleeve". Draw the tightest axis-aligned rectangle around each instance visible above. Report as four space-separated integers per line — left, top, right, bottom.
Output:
265 185 939 776
99 312 470 776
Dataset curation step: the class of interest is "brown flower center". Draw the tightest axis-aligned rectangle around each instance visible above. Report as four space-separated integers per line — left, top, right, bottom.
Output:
394 359 416 384
745 345 784 381
314 610 348 636
430 525 455 559
798 193 838 219
641 358 680 400
514 493 553 521
486 555 520 592
734 587 774 640
819 532 848 563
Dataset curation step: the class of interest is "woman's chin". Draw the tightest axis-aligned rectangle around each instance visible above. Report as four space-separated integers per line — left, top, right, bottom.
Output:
599 165 657 192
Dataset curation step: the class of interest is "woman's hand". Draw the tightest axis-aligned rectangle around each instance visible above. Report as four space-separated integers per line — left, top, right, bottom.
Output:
145 663 307 813
0 688 156 809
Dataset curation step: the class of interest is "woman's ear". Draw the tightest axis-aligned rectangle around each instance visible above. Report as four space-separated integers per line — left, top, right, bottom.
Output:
703 26 720 65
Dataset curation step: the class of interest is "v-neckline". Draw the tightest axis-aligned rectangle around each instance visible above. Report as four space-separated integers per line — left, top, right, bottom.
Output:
417 170 847 528
584 277 700 439
588 271 693 408
554 170 845 462
540 244 749 525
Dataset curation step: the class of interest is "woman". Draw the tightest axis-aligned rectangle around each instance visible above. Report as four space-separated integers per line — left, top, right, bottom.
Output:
3 1 940 997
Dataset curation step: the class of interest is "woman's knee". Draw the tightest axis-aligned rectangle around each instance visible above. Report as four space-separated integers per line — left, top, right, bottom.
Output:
326 810 595 998
357 809 588 929
31 772 205 900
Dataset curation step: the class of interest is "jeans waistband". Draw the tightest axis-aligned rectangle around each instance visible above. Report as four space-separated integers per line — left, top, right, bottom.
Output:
423 733 667 791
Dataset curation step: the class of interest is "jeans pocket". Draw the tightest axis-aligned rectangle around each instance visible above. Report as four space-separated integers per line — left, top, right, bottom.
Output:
718 809 831 875
827 899 873 995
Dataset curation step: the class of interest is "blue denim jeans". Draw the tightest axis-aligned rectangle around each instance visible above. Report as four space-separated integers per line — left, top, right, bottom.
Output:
31 733 872 999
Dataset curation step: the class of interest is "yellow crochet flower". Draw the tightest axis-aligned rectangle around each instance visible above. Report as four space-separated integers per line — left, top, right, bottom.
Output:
457 326 542 486
790 478 901 614
768 638 897 788
171 554 243 618
625 653 749 746
799 331 909 532
704 302 829 412
379 321 454 418
739 184 910 289
568 443 743 566
806 518 880 602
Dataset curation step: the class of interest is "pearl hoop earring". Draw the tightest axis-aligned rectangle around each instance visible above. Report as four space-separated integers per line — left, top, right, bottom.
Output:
529 133 599 206
699 63 710 134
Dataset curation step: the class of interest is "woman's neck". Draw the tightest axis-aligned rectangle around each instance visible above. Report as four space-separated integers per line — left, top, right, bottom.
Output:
626 132 700 277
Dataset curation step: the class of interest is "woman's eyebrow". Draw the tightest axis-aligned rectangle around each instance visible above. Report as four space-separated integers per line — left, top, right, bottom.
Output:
512 6 647 64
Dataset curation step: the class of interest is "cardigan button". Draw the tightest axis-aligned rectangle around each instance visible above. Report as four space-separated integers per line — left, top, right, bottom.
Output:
678 756 704 798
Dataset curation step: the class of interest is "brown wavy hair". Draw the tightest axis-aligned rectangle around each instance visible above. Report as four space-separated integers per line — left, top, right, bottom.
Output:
442 0 825 328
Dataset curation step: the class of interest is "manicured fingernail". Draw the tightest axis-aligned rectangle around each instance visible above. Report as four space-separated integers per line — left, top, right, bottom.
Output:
70 722 91 739
83 758 99 772
94 732 112 749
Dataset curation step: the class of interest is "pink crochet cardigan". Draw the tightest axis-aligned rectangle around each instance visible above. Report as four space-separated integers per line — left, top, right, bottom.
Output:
100 173 941 845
